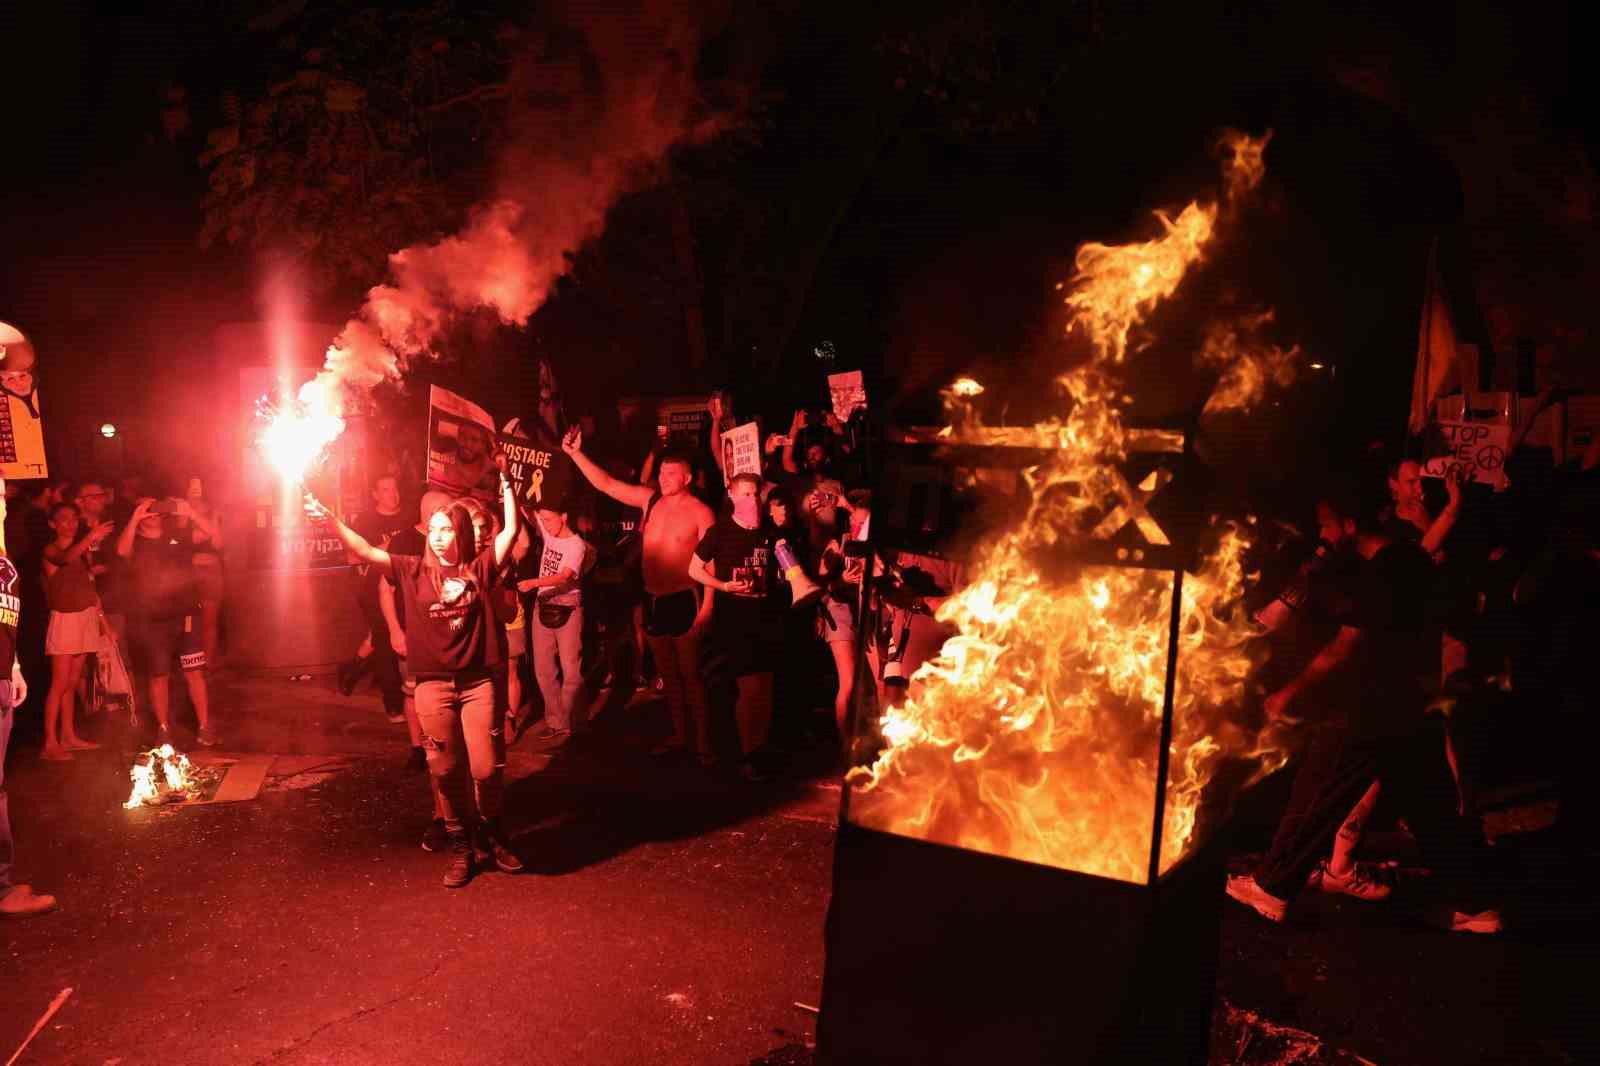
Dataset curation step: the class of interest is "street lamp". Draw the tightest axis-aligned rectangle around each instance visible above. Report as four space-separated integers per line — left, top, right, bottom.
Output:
100 423 117 439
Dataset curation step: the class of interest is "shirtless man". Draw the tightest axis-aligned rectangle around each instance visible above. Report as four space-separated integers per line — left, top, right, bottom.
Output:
563 428 716 762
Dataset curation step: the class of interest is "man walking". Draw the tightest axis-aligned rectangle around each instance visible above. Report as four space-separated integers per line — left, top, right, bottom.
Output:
524 506 589 741
1226 483 1499 934
563 429 715 763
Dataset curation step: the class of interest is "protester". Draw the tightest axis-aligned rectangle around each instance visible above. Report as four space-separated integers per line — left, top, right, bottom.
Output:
380 490 453 851
690 472 780 778
1 480 56 919
1226 480 1500 934
817 490 871 754
524 506 589 742
563 429 716 765
183 478 226 672
501 523 534 736
780 412 847 551
339 473 411 724
116 496 218 747
309 469 523 888
39 502 112 759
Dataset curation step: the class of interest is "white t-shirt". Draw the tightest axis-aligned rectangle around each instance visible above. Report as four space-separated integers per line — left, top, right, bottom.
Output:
537 531 588 607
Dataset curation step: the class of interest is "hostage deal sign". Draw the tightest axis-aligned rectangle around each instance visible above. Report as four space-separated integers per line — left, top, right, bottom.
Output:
1423 420 1510 490
498 435 574 512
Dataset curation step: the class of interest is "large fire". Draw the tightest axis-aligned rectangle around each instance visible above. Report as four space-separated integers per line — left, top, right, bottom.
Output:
847 132 1295 884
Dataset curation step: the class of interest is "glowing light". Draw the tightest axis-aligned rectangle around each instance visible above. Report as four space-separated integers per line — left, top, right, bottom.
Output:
257 378 345 483
847 132 1291 884
99 423 117 439
949 377 985 397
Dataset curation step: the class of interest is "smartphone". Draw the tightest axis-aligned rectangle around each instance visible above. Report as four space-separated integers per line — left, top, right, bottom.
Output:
152 499 178 515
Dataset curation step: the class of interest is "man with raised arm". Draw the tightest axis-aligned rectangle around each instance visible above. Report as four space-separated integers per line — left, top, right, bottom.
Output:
562 428 716 764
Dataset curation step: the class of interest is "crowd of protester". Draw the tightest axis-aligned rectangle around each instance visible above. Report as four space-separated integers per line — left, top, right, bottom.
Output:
1228 400 1600 935
2 470 227 917
5 380 1596 914
306 389 876 887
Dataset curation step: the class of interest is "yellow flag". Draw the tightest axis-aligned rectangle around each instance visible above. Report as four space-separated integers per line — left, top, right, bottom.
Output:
1409 241 1469 435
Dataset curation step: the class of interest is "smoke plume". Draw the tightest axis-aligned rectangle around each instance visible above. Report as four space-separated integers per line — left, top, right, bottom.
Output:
303 1 729 415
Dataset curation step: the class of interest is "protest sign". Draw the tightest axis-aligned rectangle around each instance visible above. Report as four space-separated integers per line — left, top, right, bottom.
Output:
657 396 712 454
427 386 500 501
1422 420 1510 490
498 433 575 512
827 370 867 425
721 422 762 485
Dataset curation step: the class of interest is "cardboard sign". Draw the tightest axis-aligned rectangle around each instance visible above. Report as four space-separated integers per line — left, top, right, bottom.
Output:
498 434 575 512
427 386 500 501
657 397 712 455
0 388 47 480
720 422 762 486
1422 420 1510 490
828 370 867 424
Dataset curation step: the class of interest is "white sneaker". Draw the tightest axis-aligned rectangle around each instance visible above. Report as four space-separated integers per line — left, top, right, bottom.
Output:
1226 874 1289 922
1423 906 1503 934
1311 860 1393 902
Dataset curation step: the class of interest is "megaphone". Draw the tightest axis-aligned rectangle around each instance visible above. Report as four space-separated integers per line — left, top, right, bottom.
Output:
773 538 824 608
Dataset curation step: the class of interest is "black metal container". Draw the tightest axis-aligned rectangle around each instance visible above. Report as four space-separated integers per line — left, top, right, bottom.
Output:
817 425 1225 1065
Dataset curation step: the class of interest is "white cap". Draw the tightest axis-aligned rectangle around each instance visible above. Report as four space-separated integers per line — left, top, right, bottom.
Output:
0 321 26 346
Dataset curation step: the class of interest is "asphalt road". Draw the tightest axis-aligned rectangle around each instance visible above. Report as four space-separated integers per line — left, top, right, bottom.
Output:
4 674 1598 1065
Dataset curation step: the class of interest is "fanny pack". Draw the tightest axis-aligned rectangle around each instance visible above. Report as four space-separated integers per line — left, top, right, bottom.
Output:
537 601 576 629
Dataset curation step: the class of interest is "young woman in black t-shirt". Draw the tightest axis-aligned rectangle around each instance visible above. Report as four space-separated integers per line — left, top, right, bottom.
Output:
308 471 521 888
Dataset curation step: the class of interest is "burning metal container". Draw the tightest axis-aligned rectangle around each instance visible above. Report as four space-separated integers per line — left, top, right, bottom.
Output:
818 426 1236 1064
817 131 1293 1064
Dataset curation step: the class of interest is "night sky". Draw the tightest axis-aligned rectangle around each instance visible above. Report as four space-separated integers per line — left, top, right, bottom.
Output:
2 1 1595 491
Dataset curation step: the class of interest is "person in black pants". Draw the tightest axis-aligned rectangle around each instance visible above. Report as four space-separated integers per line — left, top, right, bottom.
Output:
338 474 411 722
1227 482 1501 934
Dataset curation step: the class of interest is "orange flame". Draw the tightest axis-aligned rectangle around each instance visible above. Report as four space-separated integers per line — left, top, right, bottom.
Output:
124 744 198 808
847 133 1291 883
256 379 346 483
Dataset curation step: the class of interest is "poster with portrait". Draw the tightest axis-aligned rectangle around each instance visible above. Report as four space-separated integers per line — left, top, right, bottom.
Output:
721 422 762 486
427 386 500 502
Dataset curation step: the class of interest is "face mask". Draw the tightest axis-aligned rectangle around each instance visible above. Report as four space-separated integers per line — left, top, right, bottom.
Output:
733 496 760 526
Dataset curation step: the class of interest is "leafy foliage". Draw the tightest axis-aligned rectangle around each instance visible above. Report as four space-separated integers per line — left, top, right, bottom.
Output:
197 2 519 293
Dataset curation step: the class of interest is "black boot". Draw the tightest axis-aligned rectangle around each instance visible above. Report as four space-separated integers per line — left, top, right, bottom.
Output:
442 830 474 888
336 656 368 696
475 818 525 874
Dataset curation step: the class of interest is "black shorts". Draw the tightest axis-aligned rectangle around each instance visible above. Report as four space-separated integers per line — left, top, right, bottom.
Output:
643 588 699 638
128 613 206 676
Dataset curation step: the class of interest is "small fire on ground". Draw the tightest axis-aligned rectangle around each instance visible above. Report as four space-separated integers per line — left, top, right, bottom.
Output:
124 744 202 808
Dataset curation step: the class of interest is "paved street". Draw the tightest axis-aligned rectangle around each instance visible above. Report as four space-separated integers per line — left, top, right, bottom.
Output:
3 674 1597 1065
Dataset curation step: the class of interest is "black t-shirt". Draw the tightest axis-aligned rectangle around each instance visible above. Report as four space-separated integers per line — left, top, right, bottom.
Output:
389 547 505 678
1 553 20 676
352 509 414 585
385 527 426 630
694 517 777 636
1336 541 1436 731
127 532 201 619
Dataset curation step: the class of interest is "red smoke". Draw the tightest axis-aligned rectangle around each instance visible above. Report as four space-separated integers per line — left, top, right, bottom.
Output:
305 1 730 415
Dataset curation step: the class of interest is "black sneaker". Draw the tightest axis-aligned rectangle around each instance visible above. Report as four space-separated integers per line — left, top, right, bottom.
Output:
336 658 361 696
475 822 525 874
442 833 474 888
420 818 447 853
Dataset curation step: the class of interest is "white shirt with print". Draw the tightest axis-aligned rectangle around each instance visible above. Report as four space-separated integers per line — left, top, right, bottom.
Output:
537 530 588 607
